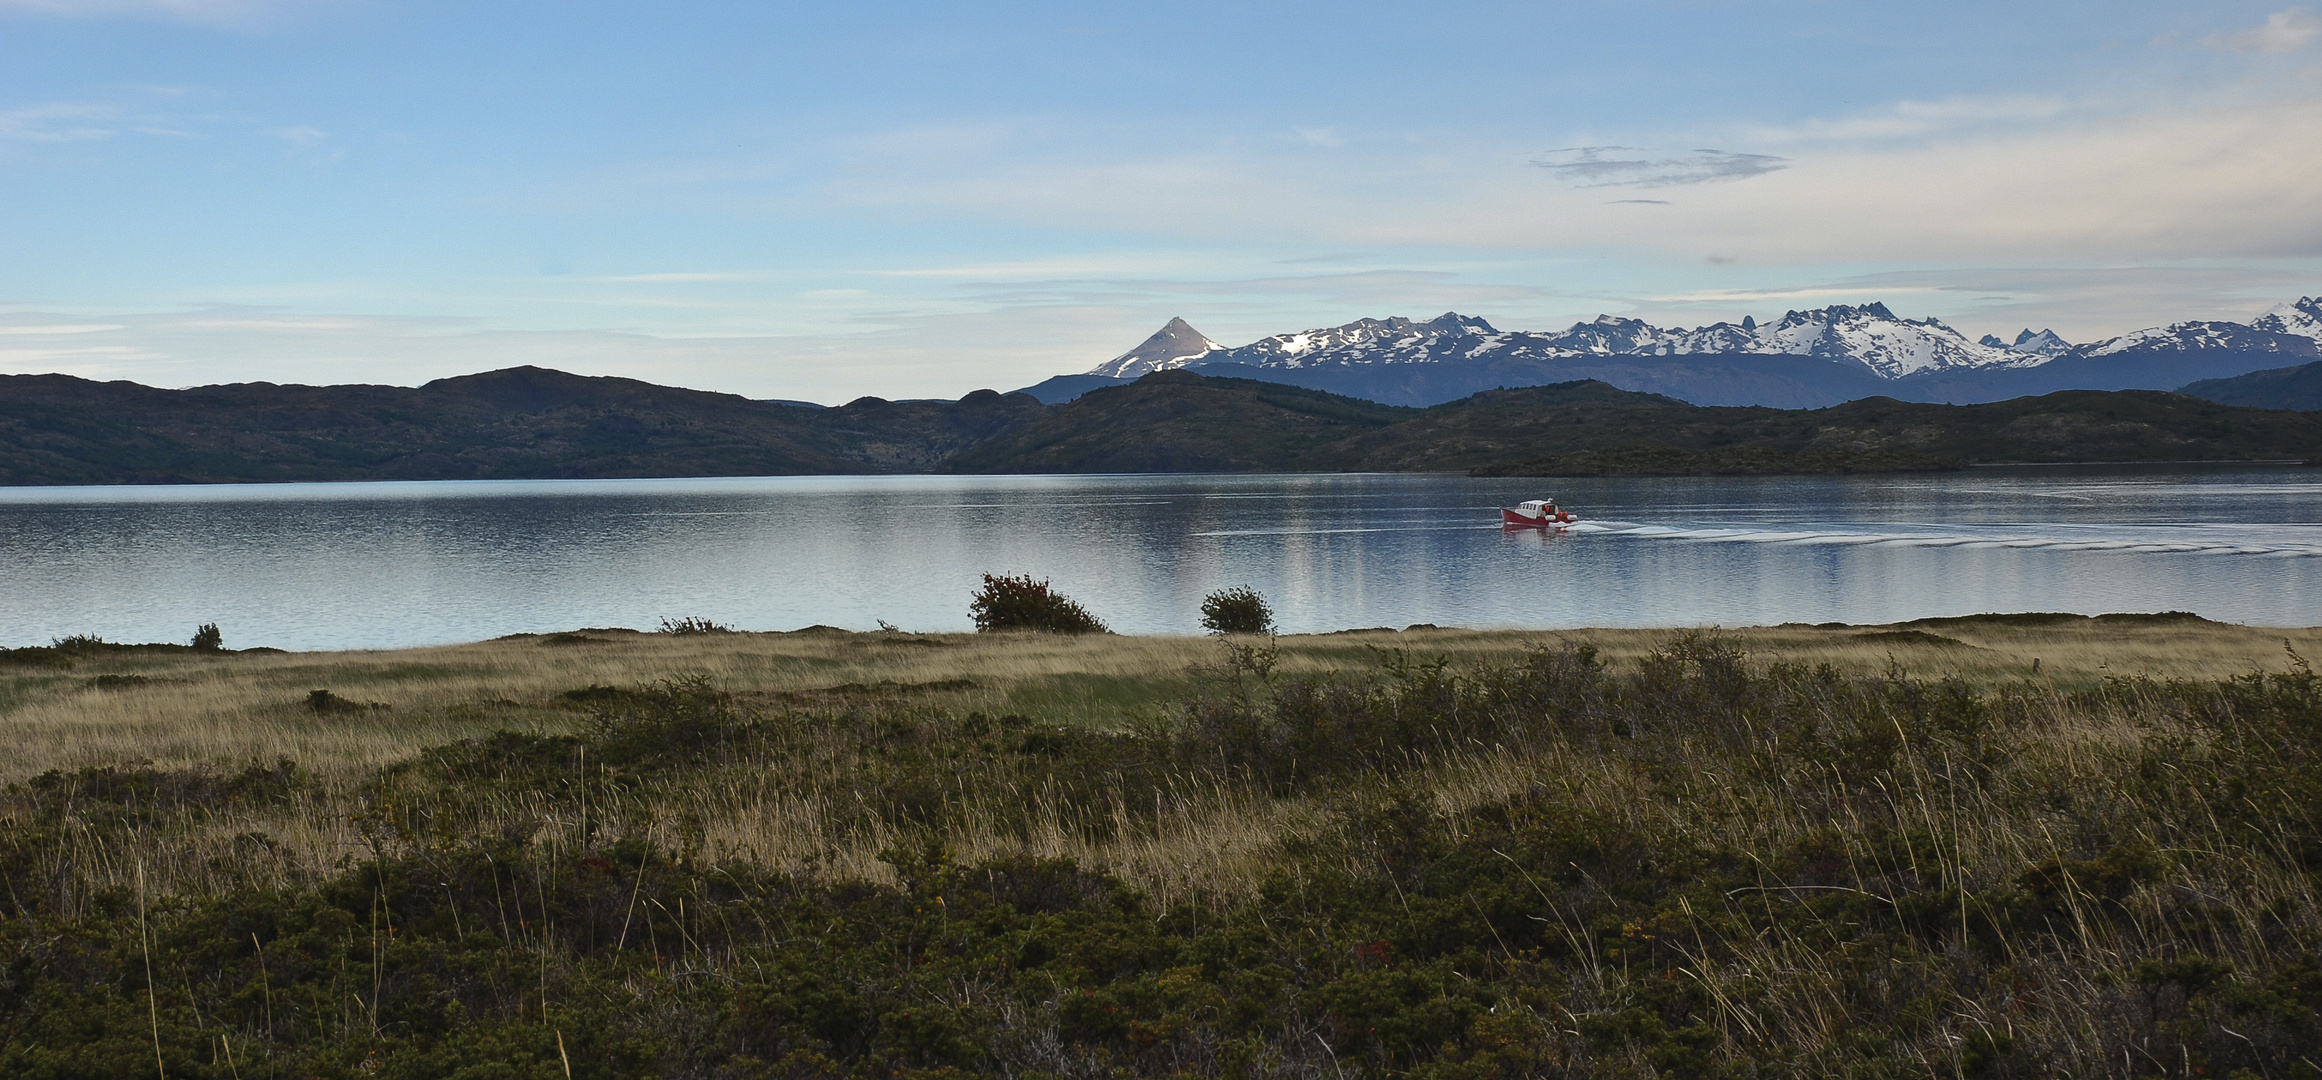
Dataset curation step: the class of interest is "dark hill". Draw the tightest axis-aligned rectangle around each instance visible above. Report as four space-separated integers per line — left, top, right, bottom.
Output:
0 366 1045 485
941 370 1416 473
2178 361 2322 411
6 366 2317 485
1455 388 2322 475
946 371 2322 475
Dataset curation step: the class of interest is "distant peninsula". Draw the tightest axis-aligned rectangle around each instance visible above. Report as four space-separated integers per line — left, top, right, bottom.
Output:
2 365 2317 486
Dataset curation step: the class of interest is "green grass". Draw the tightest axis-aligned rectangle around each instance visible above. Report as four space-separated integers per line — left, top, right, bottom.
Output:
1 622 2319 1077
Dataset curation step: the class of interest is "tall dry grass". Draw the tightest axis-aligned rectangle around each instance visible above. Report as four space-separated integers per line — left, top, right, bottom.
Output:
9 617 2322 918
4 621 2320 1075
8 616 2315 781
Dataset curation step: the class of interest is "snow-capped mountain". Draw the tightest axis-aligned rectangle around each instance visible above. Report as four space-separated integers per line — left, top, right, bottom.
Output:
1103 303 2040 381
1978 328 2073 358
1087 317 1223 379
2252 296 2322 343
1039 295 2322 409
2079 320 2312 357
1216 313 1502 369
1705 303 2035 377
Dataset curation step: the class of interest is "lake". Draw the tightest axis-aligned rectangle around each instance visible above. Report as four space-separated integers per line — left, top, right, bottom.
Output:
2 466 2318 651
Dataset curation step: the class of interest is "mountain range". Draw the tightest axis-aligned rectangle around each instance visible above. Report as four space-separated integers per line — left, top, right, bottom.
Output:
951 370 2322 474
3 364 2315 485
1019 297 2322 409
0 366 1045 485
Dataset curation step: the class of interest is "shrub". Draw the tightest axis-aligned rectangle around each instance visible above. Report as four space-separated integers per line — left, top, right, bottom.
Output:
49 634 109 654
191 622 223 651
657 616 732 635
1199 586 1275 635
968 573 1108 634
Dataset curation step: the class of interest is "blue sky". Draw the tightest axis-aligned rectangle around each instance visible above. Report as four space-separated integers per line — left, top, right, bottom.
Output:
4 1 2321 401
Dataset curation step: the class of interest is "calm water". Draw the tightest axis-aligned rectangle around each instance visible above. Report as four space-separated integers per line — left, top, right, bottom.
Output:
2 466 2319 651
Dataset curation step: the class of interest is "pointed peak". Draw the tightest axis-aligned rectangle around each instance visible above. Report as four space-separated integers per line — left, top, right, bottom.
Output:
1424 311 1498 334
1084 317 1225 378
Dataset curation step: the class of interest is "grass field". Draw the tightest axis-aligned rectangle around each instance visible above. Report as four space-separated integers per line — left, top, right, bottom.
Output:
2 615 2318 1077
8 613 2315 782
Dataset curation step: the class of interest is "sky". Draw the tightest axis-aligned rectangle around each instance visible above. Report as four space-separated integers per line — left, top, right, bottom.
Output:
4 1 2322 402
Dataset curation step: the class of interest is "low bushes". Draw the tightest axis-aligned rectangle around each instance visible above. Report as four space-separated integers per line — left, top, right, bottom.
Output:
0 637 2317 1077
968 573 1108 633
1200 585 1274 635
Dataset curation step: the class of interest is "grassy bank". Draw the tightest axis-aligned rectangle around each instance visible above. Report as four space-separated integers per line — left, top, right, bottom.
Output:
2 618 2318 1077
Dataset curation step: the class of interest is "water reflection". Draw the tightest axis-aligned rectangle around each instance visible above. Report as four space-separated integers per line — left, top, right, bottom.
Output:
0 466 2316 650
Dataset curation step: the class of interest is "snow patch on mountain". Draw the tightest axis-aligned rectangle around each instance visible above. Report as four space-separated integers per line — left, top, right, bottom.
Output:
1082 296 2322 385
2081 320 2307 357
1735 303 2033 377
1088 317 1223 378
1225 313 1501 369
1981 328 2073 357
2253 296 2322 343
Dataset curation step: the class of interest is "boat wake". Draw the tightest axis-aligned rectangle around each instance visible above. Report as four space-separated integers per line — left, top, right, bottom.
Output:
1584 522 2322 558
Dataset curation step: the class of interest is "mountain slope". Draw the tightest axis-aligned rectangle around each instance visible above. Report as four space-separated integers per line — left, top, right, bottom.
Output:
1085 317 1223 378
1459 390 2322 475
1055 298 2322 409
944 370 2322 475
0 366 1046 485
1010 373 1129 405
2178 361 2322 411
941 371 1416 473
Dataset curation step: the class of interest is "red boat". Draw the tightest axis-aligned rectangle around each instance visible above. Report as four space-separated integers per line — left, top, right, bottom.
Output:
1501 498 1577 528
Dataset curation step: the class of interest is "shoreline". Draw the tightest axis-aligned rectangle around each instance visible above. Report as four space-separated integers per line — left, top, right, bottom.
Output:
7 612 2319 783
1 455 2315 491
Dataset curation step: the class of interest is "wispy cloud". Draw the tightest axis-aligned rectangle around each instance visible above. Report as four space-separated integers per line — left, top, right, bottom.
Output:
1747 94 2073 143
0 102 114 142
0 0 307 26
2207 7 2322 54
0 303 1148 401
0 323 125 334
1530 147 1787 188
869 254 1218 281
573 272 772 283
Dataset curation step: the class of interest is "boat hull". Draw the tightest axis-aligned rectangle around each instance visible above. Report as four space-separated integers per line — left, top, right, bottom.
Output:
1502 508 1576 528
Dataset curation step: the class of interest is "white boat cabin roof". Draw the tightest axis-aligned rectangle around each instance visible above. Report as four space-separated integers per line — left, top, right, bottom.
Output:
1518 499 1558 511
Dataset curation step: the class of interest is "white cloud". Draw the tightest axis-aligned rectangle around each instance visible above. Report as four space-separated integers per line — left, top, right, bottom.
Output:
0 323 124 334
1 89 222 144
0 304 1138 401
0 103 114 142
2207 8 2322 54
806 87 2322 267
1746 95 2073 143
1582 98 2322 263
870 254 1222 280
1531 147 1787 188
579 272 768 283
0 0 306 25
